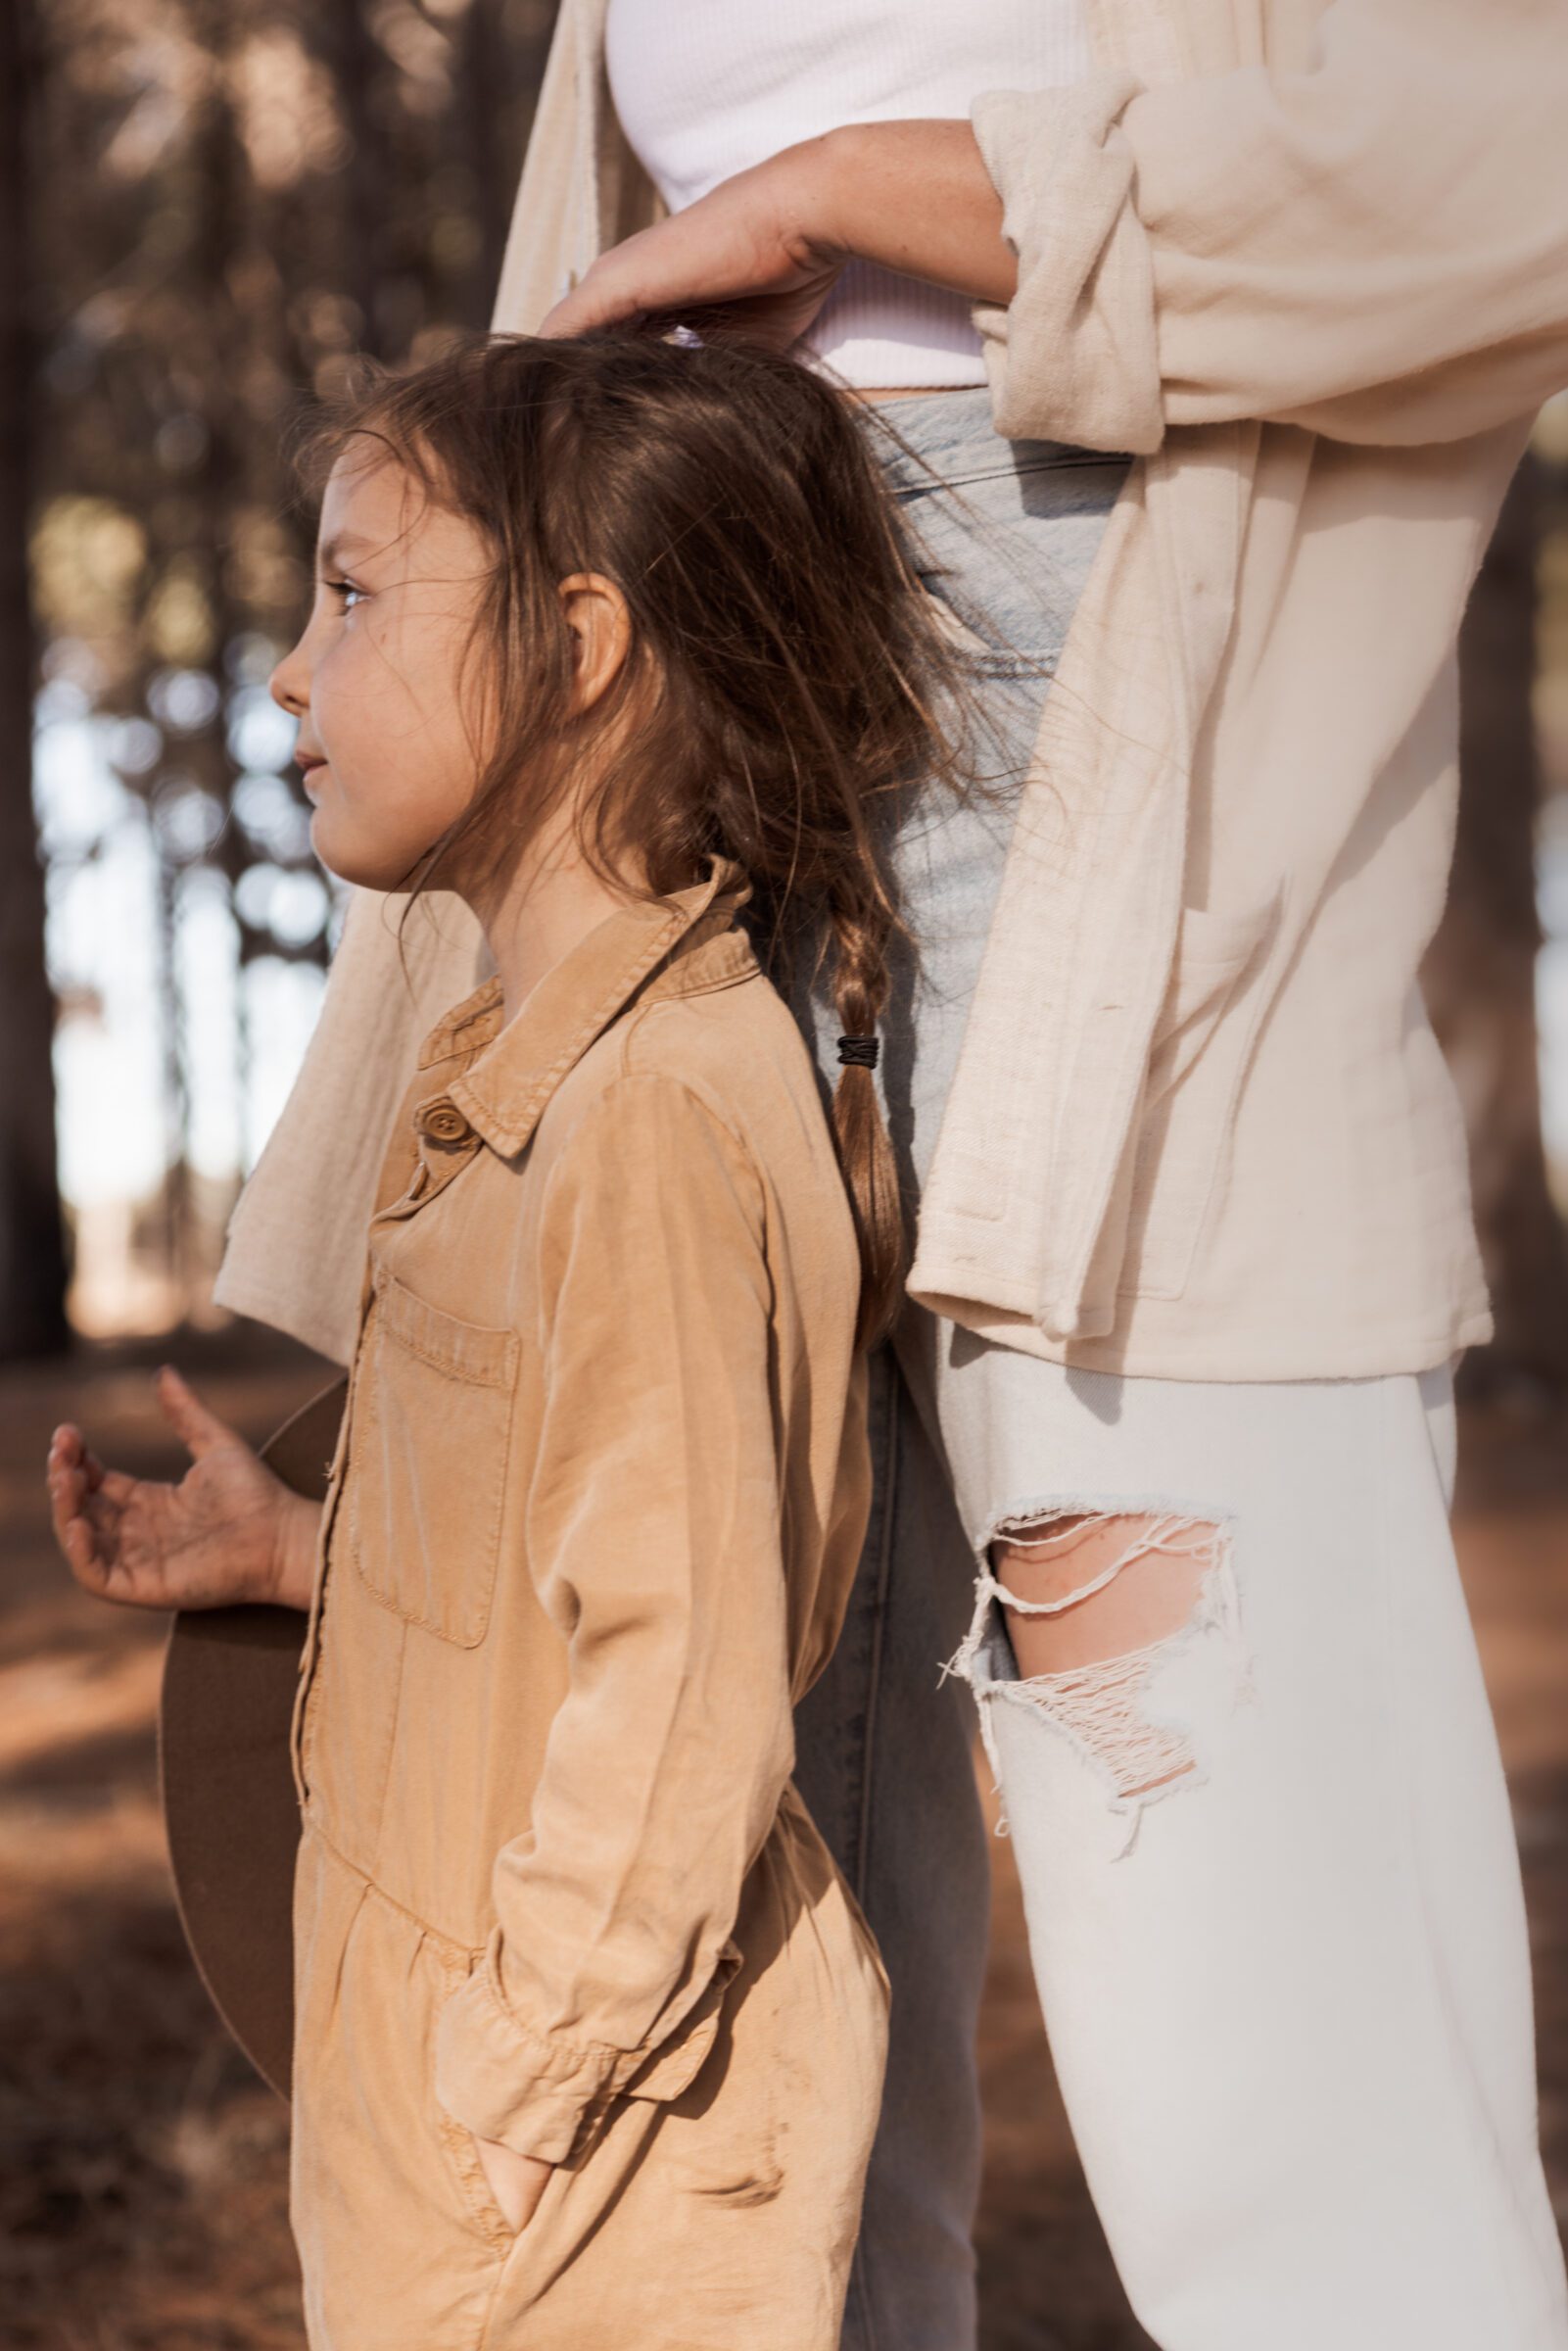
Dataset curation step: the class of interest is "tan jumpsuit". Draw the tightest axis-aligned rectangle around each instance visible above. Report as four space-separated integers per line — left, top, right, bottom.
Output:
286 863 888 2350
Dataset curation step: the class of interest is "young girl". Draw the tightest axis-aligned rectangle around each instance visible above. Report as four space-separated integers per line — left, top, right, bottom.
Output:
44 330 974 2349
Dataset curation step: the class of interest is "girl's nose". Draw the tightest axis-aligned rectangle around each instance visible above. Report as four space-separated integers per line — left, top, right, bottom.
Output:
269 637 309 716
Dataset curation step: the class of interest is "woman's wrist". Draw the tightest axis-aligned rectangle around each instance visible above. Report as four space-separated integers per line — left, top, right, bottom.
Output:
809 120 1018 308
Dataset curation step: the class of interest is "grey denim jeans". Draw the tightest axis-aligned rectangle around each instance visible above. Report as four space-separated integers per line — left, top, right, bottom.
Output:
790 391 1128 2351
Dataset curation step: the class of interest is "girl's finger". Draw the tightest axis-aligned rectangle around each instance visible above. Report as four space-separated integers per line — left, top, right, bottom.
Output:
50 1457 132 1584
49 1426 110 1496
48 1460 84 1541
82 1483 123 1547
155 1365 240 1463
59 1507 107 1592
56 1473 96 1551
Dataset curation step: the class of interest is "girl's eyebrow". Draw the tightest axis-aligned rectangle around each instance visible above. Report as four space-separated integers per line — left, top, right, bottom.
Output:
316 530 377 571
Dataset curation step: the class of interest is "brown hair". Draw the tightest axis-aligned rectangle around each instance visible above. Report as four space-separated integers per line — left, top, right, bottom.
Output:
293 330 977 1350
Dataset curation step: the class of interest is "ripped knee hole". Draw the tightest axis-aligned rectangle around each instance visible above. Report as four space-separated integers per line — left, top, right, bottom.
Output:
984 1509 1239 1806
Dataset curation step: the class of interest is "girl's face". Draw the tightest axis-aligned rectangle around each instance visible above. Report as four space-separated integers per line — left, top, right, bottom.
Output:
269 441 494 891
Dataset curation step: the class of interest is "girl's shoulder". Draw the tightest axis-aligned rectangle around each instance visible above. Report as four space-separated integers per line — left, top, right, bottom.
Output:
532 945 853 1265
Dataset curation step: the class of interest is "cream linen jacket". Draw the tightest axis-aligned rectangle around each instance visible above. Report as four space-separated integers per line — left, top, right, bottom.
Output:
287 864 886 2349
214 0 1568 1380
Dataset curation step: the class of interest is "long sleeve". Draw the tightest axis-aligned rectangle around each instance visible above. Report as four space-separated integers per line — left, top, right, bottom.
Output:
433 1074 794 2163
972 0 1568 453
213 886 492 1364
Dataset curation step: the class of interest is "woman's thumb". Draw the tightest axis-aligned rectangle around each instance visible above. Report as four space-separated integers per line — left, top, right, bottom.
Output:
155 1365 239 1462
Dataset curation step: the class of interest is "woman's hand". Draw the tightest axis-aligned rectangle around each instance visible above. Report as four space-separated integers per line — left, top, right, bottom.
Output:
542 135 847 351
473 2135 554 2234
539 120 1016 350
46 1366 322 1614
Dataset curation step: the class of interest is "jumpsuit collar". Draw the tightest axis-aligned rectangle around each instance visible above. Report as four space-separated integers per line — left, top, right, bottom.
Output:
410 857 757 1162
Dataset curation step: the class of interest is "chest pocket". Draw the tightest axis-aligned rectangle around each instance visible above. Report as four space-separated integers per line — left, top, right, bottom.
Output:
347 1265 520 1648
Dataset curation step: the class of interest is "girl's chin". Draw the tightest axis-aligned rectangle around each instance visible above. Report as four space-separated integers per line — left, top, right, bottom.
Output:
309 804 441 894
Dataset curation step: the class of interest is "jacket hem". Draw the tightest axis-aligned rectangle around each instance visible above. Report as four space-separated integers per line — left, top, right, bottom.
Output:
903 1281 1494 1384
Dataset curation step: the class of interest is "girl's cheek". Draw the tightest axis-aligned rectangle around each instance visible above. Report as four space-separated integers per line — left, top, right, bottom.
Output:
311 635 376 746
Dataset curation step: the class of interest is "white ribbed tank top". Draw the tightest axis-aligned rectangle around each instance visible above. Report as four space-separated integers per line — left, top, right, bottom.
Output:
604 0 1090 389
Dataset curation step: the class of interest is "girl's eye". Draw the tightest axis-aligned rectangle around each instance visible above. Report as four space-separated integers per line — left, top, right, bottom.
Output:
324 577 368 613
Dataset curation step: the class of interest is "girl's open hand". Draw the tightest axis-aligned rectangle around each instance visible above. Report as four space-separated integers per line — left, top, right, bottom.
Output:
46 1366 322 1615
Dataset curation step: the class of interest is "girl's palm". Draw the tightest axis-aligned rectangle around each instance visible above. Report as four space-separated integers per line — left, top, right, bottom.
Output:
47 1367 309 1613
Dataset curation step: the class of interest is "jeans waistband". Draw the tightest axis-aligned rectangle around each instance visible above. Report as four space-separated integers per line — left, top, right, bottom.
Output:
853 384 1118 496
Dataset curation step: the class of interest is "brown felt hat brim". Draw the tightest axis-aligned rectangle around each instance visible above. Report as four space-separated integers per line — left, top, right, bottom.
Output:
156 1375 348 2103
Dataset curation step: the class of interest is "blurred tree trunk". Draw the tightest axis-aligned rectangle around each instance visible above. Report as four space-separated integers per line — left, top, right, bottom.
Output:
159 0 246 1315
1425 453 1568 1397
0 0 71 1362
462 0 518 322
333 0 392 357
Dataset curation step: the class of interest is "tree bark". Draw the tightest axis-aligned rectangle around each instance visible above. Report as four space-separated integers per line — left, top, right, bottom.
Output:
1425 453 1568 1397
0 0 71 1361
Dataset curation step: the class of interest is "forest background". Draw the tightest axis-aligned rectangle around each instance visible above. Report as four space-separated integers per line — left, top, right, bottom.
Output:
3 4 1568 2347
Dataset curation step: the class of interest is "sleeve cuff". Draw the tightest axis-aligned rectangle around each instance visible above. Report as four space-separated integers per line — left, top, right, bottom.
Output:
970 75 1164 456
432 1937 745 2165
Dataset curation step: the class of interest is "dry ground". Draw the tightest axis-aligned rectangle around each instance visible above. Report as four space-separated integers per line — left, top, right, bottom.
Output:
3 1324 1566 2350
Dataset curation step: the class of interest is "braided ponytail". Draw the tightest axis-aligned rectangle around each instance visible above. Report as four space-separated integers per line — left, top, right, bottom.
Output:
828 893 905 1353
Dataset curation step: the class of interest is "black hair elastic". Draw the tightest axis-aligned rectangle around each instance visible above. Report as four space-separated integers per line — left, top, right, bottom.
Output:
836 1034 879 1070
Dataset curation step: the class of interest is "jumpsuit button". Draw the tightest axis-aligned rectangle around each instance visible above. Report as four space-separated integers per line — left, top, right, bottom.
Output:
418 1099 471 1143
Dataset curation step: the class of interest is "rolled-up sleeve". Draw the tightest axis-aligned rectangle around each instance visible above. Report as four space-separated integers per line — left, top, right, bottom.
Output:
433 1073 793 2163
973 0 1568 453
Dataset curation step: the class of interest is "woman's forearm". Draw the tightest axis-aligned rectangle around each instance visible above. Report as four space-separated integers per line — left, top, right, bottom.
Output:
812 120 1018 307
539 117 1016 346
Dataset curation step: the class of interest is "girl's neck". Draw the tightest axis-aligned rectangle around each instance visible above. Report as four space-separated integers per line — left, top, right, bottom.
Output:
471 827 644 1025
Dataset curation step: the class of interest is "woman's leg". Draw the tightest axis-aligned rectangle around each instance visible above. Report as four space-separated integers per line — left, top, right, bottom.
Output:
793 1346 990 2351
787 390 1129 2350
917 1331 1568 2351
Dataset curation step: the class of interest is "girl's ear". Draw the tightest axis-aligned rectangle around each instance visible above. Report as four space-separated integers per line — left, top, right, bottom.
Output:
557 572 632 713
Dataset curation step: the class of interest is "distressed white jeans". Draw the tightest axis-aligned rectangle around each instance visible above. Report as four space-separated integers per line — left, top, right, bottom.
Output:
792 390 1566 2347
913 1324 1568 2351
